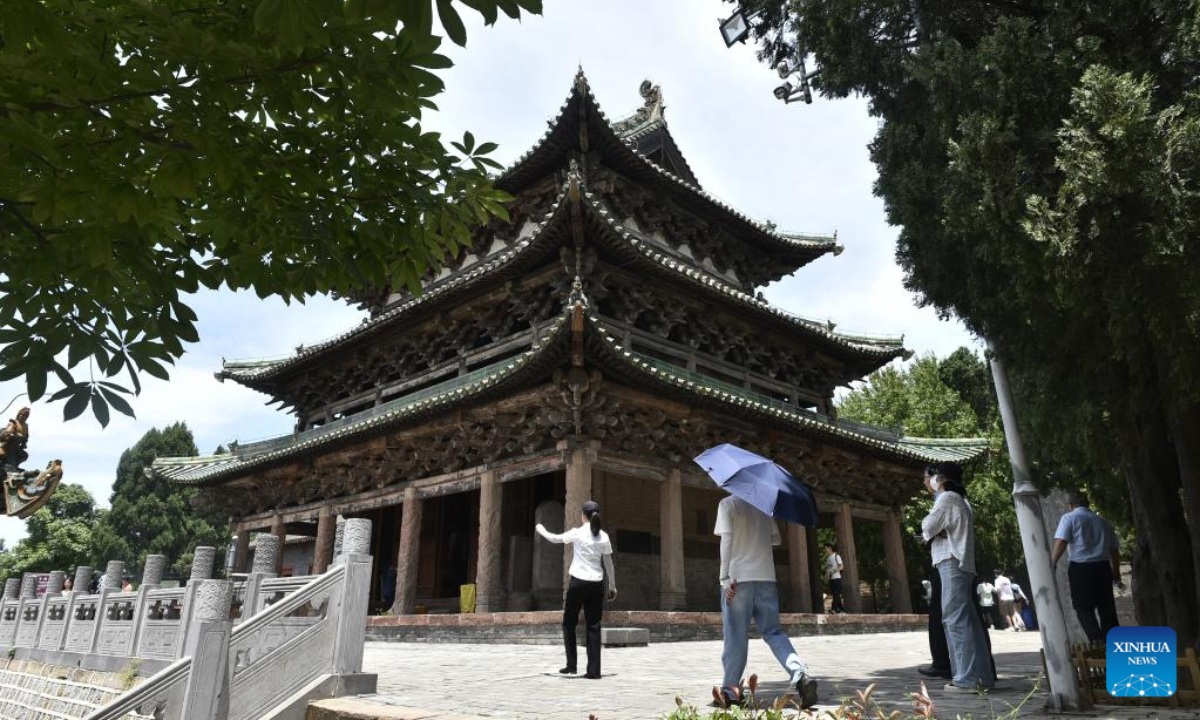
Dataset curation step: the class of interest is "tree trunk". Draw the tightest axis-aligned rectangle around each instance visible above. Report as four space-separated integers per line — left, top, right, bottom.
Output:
1130 536 1166 627
1116 403 1199 648
1168 401 1200 651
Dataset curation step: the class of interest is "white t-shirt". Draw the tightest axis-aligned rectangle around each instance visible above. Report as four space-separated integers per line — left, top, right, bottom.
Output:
825 552 843 580
921 490 976 573
536 525 612 582
995 575 1013 602
977 582 996 607
714 496 781 583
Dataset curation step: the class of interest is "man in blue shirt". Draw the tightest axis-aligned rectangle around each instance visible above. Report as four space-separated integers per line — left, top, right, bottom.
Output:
1051 491 1122 644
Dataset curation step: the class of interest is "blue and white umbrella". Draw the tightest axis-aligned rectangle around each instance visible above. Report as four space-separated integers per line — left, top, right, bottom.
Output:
693 443 818 526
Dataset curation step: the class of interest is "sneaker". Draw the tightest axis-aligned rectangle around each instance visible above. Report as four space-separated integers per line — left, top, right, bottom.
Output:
794 673 819 709
918 665 952 679
943 682 990 694
559 667 576 675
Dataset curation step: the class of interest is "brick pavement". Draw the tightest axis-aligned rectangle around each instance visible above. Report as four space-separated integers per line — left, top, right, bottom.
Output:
350 631 1200 720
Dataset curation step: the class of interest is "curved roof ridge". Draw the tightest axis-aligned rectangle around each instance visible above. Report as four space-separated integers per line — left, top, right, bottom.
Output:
576 181 908 359
497 70 840 258
156 309 574 486
585 313 988 465
218 179 575 386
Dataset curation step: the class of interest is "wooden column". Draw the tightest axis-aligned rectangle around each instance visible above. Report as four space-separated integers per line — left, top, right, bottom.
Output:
270 515 287 575
659 469 686 610
393 487 423 615
234 526 252 573
786 523 813 612
475 471 503 612
883 508 913 613
563 445 593 588
834 503 862 613
313 506 336 574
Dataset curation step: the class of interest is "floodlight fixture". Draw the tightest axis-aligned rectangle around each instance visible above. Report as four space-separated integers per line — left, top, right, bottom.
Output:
719 10 752 46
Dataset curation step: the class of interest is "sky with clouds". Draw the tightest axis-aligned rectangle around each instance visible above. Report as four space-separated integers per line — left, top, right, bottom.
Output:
0 0 977 548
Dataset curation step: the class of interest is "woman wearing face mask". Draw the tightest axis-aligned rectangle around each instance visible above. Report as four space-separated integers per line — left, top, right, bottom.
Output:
535 500 618 679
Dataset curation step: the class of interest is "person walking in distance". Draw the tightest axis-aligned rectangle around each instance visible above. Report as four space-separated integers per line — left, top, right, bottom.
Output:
921 462 995 693
993 570 1019 631
1051 491 1122 645
712 494 818 709
536 501 617 679
823 543 844 614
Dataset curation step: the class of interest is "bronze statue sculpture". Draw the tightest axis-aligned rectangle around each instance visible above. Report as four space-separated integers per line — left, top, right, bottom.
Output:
1 408 64 518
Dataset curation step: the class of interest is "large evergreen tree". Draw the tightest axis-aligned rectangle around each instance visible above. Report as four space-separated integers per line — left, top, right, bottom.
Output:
731 0 1200 647
0 483 98 581
90 423 229 578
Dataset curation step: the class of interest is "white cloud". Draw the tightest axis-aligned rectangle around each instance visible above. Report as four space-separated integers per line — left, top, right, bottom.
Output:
0 0 973 549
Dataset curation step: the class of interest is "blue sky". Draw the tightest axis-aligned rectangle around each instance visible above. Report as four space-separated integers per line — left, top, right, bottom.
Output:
0 0 975 548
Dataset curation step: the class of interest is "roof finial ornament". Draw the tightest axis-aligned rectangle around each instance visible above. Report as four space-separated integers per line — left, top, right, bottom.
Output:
613 79 665 135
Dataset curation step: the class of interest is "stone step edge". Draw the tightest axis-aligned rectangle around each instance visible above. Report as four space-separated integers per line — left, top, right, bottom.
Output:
307 696 490 720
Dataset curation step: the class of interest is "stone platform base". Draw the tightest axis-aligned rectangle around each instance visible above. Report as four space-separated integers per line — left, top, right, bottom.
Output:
365 611 925 644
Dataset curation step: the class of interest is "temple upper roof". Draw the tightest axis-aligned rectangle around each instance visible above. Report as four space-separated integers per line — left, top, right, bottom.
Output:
494 70 841 274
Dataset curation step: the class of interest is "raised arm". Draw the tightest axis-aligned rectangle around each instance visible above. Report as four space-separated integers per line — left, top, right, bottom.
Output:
535 523 571 544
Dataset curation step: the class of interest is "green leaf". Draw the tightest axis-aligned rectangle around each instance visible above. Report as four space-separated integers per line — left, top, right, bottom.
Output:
63 389 90 422
100 387 136 419
92 395 111 428
437 0 467 46
475 141 498 155
27 368 47 402
398 0 433 35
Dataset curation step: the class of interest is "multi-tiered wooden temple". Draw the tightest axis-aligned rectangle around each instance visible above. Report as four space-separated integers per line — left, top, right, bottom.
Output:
153 75 986 616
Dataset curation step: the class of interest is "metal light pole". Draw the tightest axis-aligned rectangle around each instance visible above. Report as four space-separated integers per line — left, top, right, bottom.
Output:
987 338 1083 711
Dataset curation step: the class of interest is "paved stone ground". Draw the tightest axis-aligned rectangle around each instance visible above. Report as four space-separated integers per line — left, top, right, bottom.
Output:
355 631 1200 720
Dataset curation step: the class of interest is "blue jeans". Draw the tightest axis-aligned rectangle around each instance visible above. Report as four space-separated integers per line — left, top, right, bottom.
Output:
721 581 807 690
938 559 995 688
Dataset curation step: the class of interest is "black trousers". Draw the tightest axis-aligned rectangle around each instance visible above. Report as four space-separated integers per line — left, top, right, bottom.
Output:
1068 561 1119 644
928 570 997 676
829 578 845 613
563 576 604 676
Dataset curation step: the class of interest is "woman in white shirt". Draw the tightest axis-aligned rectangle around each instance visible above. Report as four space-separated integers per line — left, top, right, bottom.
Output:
535 500 617 679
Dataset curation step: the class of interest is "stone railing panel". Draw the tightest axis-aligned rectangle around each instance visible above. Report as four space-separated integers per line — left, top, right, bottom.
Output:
13 597 44 647
136 588 187 660
96 591 141 657
0 600 19 646
64 593 103 653
37 596 71 650
227 567 344 720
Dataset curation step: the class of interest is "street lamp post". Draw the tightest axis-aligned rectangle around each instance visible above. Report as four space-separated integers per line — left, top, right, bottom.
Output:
987 338 1083 711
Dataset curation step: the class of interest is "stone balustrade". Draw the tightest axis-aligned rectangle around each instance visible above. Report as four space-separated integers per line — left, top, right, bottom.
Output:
0 520 376 720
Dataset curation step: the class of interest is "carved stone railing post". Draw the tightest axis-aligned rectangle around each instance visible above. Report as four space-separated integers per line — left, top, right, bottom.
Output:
245 535 280 616
178 546 219 658
73 566 93 594
191 547 216 581
47 571 65 596
333 518 373 676
180 579 234 720
4 579 19 599
104 561 125 591
333 515 346 558
19 573 36 599
142 555 167 589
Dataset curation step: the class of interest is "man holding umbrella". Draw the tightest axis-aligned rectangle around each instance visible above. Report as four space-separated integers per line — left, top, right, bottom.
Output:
696 444 820 710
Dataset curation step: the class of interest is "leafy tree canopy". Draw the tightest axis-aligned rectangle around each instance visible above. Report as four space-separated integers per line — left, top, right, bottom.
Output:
90 422 229 578
0 482 98 581
838 352 1023 588
0 0 541 426
733 0 1200 644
